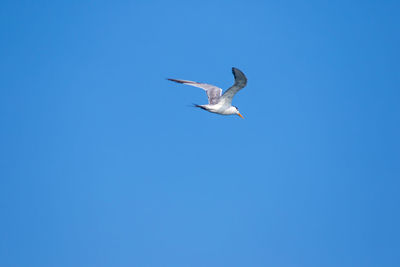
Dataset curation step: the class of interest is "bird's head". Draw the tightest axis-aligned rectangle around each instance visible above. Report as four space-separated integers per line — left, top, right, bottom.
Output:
234 106 244 119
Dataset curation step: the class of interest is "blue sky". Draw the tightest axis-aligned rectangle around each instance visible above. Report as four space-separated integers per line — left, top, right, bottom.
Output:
1 1 399 266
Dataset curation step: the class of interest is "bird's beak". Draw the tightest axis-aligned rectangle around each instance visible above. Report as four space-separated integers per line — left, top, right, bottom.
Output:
237 112 244 119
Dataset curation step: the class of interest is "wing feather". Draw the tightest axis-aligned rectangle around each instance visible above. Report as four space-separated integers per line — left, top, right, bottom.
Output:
167 78 222 105
219 68 247 105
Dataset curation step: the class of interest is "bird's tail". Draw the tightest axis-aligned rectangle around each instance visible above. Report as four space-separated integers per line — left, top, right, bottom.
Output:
192 104 207 110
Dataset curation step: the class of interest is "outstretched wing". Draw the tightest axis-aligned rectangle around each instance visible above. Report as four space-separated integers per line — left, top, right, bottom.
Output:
219 68 247 105
167 78 222 105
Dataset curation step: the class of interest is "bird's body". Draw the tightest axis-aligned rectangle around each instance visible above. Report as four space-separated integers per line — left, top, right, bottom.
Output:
168 67 247 118
194 103 238 115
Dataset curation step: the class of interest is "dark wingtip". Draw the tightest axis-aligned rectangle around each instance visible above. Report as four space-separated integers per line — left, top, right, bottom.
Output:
167 78 183 83
232 67 242 73
231 67 247 85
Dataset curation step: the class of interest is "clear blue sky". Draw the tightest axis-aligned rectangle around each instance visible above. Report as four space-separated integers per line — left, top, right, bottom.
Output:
1 1 399 266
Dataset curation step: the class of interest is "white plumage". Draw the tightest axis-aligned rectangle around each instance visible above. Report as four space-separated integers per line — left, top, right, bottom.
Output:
168 67 247 118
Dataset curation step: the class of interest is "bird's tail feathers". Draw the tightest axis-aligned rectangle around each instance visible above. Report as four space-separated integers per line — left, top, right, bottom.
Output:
192 104 207 110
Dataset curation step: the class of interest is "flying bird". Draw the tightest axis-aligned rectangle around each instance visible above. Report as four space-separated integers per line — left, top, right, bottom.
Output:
168 67 247 118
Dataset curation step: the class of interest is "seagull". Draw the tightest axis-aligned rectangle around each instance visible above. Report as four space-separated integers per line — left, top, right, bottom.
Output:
168 67 247 118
